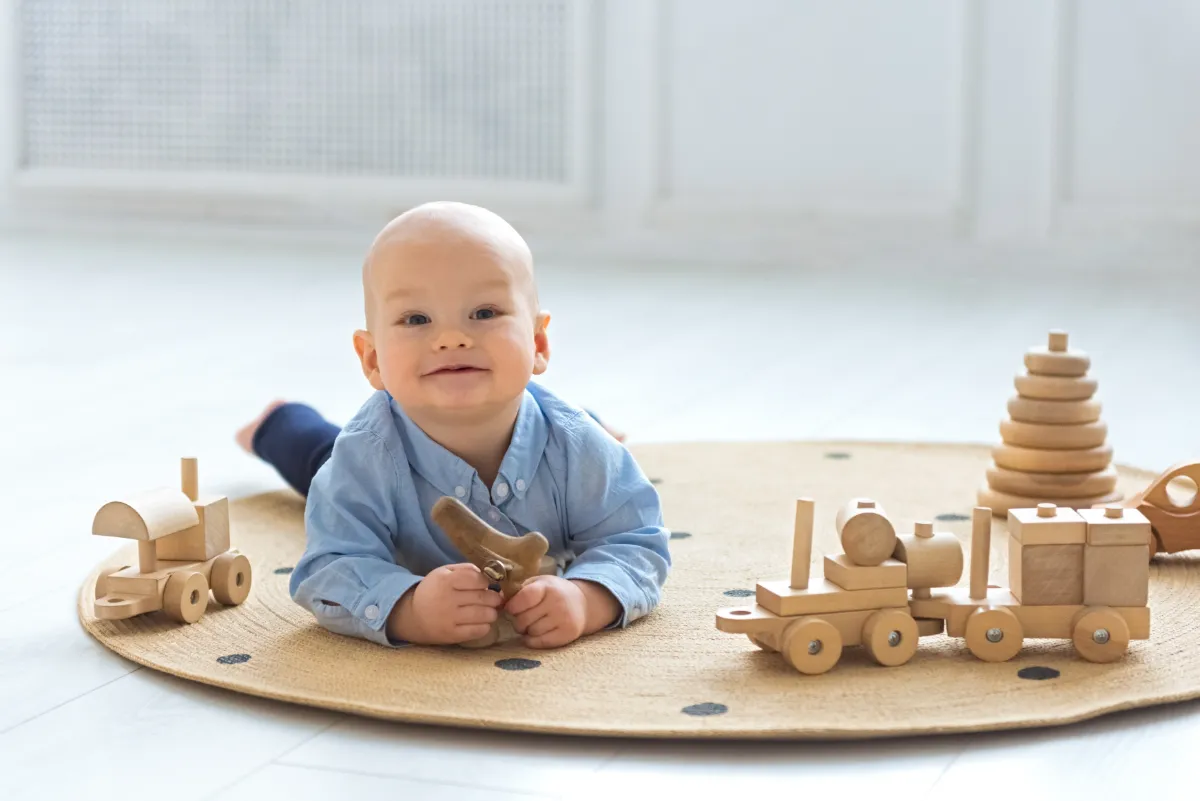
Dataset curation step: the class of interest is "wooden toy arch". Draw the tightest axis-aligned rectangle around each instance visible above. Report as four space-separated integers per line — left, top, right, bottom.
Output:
91 488 198 542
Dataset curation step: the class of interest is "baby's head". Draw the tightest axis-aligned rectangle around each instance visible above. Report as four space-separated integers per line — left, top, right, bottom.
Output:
353 201 550 426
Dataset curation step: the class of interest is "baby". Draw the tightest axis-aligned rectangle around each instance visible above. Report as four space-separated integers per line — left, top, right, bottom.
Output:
242 201 670 649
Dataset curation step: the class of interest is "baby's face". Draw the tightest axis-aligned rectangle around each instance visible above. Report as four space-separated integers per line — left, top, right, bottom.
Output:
358 217 549 423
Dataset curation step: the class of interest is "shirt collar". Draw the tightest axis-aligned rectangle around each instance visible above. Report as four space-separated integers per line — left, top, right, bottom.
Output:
389 388 547 504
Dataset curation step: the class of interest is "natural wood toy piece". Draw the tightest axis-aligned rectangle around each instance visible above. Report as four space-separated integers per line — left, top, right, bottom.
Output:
717 498 920 674
835 498 897 567
430 495 556 648
980 330 1121 515
910 502 1150 664
717 497 1151 673
92 458 251 624
1109 462 1200 558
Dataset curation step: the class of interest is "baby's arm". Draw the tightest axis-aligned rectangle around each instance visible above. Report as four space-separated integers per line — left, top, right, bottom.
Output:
559 417 672 629
289 425 424 646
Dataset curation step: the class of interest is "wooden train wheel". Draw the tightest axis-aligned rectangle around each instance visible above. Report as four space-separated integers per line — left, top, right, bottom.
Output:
163 571 209 624
1072 607 1130 663
964 607 1023 662
780 617 842 675
211 553 252 606
862 609 920 667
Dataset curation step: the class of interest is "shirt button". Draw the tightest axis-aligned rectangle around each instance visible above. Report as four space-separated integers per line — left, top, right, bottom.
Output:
515 479 526 492
495 483 508 498
454 486 466 498
488 509 500 522
364 604 380 621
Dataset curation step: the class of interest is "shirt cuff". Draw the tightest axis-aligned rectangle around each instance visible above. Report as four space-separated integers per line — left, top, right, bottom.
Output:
351 571 424 647
563 563 646 629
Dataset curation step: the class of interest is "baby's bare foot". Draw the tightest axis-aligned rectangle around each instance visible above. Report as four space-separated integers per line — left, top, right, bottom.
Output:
235 400 287 454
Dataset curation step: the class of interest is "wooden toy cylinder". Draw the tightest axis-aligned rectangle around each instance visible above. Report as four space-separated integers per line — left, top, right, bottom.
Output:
970 507 992 600
790 498 815 590
835 498 897 567
893 531 964 590
181 457 199 502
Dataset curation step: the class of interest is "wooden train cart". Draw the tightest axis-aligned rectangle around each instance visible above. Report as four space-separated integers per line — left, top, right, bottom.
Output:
92 457 251 624
716 499 1151 673
924 502 1150 664
716 498 958 675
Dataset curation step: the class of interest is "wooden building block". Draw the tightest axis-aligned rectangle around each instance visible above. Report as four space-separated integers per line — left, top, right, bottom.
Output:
1013 372 1097 401
1008 504 1086 544
987 465 1118 500
991 443 1112 474
756 578 908 617
1084 545 1149 606
834 499 897 567
1079 506 1151 546
892 530 963 590
155 496 231 562
822 555 907 590
1008 539 1083 605
999 419 1108 450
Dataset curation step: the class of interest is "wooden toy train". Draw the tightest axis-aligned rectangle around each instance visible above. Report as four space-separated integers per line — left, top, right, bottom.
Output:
715 497 1152 674
92 458 252 624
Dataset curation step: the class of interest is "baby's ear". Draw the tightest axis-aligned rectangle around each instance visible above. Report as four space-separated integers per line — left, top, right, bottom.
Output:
352 329 386 390
532 312 551 374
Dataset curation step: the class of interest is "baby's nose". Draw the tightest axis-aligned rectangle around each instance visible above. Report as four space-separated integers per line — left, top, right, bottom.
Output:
433 328 472 349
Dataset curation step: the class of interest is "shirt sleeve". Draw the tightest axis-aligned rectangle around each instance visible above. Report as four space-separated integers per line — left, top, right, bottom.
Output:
560 416 671 628
288 424 421 647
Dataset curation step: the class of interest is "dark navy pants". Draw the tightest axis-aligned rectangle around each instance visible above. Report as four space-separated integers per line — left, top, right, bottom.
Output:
251 403 341 497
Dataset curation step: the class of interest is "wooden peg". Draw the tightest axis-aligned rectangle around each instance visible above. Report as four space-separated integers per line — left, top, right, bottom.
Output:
790 498 814 590
181 457 199 502
914 521 933 539
970 507 991 600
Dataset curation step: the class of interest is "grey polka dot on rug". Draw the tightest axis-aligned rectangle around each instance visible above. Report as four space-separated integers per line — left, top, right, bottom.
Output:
723 589 754 598
936 513 970 522
824 452 851 460
495 658 541 671
1018 666 1060 680
683 702 728 716
273 566 293 574
650 477 662 485
670 531 692 540
217 654 251 665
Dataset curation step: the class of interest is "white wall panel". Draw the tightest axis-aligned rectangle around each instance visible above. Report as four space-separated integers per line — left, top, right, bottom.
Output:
1067 0 1200 209
661 0 964 215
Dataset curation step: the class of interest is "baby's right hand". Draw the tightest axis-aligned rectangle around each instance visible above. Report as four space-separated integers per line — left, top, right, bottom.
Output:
389 563 503 645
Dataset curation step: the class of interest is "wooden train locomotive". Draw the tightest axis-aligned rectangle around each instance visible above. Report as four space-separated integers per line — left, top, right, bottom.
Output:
715 496 1151 674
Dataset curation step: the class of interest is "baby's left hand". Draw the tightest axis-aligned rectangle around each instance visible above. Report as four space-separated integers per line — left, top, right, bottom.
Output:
505 575 587 649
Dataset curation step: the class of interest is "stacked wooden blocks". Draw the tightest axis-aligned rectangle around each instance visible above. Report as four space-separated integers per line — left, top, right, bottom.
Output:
754 499 914 670
979 330 1123 514
1008 503 1149 608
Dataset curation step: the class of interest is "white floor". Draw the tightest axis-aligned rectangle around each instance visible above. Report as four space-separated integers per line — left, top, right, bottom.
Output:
2 228 1199 801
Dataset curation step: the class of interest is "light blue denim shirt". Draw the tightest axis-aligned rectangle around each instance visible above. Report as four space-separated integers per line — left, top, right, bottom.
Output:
289 382 671 646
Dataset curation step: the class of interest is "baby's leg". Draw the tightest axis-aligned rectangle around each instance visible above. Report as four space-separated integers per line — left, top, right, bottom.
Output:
236 401 340 496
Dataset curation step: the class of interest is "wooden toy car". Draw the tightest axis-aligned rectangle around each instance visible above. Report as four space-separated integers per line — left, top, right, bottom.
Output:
92 458 251 624
716 497 1151 673
1112 461 1200 557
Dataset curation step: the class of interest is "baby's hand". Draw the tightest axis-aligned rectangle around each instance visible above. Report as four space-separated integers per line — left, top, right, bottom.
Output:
505 575 589 649
389 563 503 645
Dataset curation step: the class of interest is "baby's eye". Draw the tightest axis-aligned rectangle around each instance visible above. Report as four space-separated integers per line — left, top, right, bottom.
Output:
472 307 500 321
399 313 430 326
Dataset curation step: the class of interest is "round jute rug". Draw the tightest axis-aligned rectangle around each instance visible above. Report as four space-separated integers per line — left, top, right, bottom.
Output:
77 442 1200 739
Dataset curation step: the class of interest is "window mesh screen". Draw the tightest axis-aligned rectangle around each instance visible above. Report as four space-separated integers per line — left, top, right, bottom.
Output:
19 1 577 182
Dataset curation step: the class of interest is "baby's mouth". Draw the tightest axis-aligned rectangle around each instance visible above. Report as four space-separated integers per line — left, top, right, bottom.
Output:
428 365 487 376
